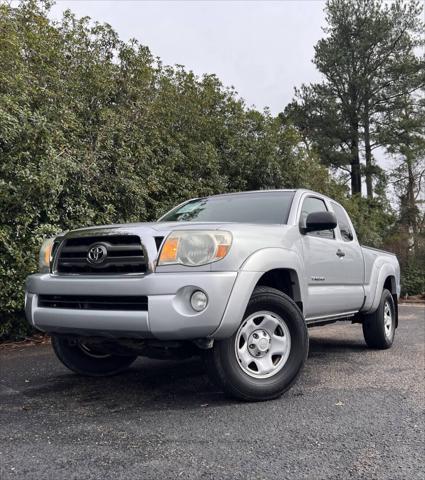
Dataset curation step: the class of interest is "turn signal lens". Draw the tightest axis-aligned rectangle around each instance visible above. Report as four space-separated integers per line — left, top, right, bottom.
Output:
44 243 52 266
159 237 179 263
38 237 55 273
216 244 230 259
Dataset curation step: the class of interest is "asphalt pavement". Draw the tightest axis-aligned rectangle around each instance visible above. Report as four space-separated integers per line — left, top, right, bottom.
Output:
0 304 424 480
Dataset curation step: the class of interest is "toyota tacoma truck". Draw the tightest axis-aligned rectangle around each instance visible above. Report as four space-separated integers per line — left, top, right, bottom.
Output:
25 189 400 401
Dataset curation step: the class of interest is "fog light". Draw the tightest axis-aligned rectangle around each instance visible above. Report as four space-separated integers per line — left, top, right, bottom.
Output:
190 290 208 312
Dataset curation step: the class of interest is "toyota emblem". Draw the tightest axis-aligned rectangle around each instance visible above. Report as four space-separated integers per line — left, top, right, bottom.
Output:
87 244 107 264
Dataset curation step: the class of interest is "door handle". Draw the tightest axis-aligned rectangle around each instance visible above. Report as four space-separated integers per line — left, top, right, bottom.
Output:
336 249 345 258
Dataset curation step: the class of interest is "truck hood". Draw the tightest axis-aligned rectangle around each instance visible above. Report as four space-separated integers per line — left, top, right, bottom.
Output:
68 221 259 236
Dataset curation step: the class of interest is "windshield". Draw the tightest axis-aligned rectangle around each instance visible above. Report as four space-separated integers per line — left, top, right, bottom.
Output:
160 191 295 224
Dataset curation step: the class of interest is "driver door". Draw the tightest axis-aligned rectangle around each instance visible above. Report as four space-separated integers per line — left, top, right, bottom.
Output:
299 196 352 320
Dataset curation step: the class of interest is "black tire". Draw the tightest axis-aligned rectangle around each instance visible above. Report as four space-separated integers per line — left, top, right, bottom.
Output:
362 289 396 349
204 287 309 401
51 335 137 376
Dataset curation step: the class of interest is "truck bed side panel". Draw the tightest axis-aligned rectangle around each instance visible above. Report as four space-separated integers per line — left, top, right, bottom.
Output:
361 246 400 313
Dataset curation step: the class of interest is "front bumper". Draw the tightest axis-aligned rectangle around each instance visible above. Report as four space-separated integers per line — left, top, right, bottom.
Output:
25 272 238 340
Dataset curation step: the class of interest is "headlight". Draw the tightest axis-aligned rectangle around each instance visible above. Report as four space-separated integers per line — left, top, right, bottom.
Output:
158 230 232 267
39 237 56 273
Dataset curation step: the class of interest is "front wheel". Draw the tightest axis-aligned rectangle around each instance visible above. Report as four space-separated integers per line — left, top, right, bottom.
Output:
51 336 137 376
204 287 309 401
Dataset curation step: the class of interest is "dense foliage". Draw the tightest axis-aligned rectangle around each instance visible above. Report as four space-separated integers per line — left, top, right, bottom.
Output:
0 0 423 339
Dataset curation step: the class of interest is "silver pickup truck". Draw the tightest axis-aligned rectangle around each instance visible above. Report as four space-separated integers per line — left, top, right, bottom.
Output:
25 189 400 401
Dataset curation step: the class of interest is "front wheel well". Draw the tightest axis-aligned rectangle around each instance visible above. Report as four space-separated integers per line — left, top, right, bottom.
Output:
255 269 303 312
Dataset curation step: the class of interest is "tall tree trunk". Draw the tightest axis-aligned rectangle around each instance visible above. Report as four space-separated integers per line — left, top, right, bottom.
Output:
350 121 362 195
406 157 417 256
364 100 373 199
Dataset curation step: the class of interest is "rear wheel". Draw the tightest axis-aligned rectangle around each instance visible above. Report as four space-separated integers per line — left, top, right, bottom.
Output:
204 287 309 401
51 335 137 376
362 289 396 349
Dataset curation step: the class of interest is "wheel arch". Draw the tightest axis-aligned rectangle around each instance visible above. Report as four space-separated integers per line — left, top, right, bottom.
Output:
383 275 397 295
255 268 303 313
363 264 399 327
383 275 398 328
211 248 305 339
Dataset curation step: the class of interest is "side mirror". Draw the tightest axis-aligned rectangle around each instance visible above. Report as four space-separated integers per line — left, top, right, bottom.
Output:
303 211 337 234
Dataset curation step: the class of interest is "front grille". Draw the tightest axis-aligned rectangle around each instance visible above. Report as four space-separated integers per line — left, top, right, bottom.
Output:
38 295 148 311
56 235 147 274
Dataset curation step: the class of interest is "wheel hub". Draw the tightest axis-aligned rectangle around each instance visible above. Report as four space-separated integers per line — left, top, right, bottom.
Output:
235 311 291 379
383 301 393 339
248 329 271 357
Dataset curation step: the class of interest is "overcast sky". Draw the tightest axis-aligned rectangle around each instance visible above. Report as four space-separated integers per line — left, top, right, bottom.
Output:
49 0 326 115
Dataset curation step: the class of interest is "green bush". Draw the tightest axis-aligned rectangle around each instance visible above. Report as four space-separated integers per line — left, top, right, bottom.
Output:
401 264 425 296
0 313 33 341
0 1 348 340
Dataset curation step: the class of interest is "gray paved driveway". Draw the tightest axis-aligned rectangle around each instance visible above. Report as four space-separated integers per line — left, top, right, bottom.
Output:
0 305 424 480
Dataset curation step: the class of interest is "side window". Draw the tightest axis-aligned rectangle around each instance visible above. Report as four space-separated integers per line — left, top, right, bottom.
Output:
332 202 354 242
300 197 335 239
